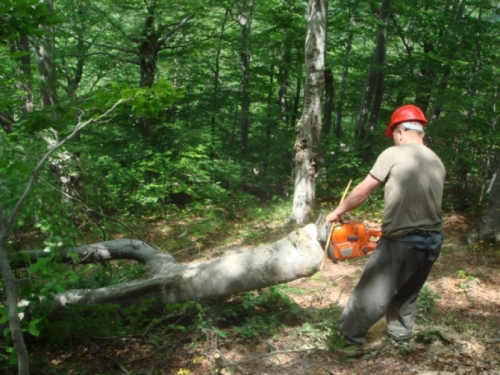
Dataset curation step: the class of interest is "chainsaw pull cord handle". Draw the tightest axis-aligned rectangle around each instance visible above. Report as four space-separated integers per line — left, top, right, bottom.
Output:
319 179 352 271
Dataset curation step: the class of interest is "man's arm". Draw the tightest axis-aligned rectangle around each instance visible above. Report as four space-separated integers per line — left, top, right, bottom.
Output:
325 174 381 223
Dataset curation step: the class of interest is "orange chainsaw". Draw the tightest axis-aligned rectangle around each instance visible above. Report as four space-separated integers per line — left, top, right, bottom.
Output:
327 220 382 262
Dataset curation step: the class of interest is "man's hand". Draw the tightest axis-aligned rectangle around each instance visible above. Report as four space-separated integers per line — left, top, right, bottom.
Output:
325 211 342 223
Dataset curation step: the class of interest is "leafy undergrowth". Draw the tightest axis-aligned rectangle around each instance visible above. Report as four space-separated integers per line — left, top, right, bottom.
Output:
4 206 500 375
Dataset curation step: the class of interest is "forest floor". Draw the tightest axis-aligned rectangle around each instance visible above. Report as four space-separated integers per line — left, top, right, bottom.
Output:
29 212 500 375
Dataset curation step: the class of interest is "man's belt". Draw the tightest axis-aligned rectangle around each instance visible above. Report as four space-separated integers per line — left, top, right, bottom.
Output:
393 230 444 261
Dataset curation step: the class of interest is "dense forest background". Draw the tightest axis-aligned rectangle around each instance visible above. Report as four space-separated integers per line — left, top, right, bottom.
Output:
1 0 500 374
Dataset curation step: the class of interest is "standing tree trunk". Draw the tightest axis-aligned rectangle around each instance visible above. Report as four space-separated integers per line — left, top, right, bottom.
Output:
32 0 89 206
279 30 292 125
2 35 33 134
0 209 30 375
459 0 483 211
322 68 334 136
366 70 385 147
354 0 390 161
290 0 327 227
0 113 14 134
137 0 162 137
264 64 276 175
84 0 193 137
211 9 229 160
321 8 333 137
60 0 90 99
480 73 499 203
335 5 356 139
290 74 302 129
11 36 34 113
33 0 58 108
476 154 500 241
430 66 451 122
236 0 253 156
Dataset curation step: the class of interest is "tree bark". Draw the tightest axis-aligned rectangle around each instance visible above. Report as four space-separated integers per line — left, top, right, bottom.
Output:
61 0 90 98
237 0 253 156
322 68 334 136
290 75 302 130
279 30 292 125
0 113 14 134
264 64 276 174
14 225 323 311
10 36 34 113
459 0 483 211
210 9 229 160
9 239 165 269
84 1 193 137
0 210 30 375
139 1 160 88
480 73 499 203
335 23 355 139
354 0 390 161
477 155 500 242
290 0 327 227
33 0 58 108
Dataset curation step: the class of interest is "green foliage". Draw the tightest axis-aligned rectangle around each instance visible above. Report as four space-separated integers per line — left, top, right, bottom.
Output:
397 340 412 356
0 0 61 42
120 80 185 118
197 286 301 342
323 301 359 356
71 261 144 289
456 269 475 280
416 286 441 323
416 329 444 343
456 269 478 290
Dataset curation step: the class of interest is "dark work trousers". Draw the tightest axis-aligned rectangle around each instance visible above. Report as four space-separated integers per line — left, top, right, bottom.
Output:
337 236 439 346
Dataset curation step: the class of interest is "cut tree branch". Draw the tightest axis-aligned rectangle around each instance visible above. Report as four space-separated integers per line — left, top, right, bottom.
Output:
23 224 323 313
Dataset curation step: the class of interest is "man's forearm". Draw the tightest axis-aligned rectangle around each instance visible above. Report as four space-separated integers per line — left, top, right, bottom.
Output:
333 186 371 216
326 174 381 223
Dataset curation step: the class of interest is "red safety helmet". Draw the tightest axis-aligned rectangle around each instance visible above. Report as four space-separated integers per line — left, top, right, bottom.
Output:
385 104 427 137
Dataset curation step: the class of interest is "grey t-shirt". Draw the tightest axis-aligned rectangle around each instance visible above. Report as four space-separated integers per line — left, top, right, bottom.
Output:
370 143 446 238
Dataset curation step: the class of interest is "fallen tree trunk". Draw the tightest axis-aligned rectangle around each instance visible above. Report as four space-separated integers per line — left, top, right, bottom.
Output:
16 224 322 311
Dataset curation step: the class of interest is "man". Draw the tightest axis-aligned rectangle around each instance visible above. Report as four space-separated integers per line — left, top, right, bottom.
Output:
325 104 445 347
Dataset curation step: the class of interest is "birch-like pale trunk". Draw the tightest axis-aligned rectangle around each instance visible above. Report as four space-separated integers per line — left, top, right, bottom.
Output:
290 0 327 227
322 68 334 135
9 225 323 312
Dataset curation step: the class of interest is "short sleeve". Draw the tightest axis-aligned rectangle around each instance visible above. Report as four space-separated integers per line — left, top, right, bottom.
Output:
369 147 396 183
